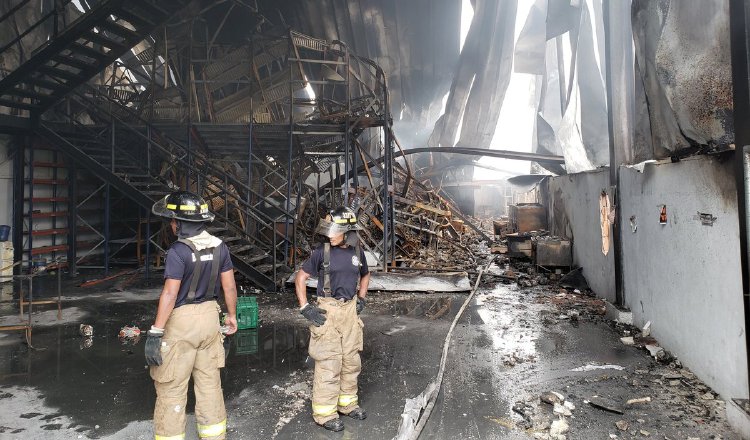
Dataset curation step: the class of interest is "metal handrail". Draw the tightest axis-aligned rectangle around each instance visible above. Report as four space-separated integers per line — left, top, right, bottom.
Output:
0 0 75 59
40 121 280 262
62 89 290 264
72 84 288 223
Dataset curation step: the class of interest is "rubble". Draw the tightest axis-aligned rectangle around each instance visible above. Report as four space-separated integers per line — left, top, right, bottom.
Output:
615 420 629 431
118 326 141 338
571 363 625 372
316 160 495 274
559 267 590 291
587 396 625 414
626 397 652 405
78 324 93 337
541 391 565 405
620 336 635 345
549 418 570 437
641 321 652 337
118 326 142 345
553 402 572 416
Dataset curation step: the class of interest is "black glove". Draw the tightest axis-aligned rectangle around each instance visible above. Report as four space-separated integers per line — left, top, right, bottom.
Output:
145 329 163 366
301 303 327 326
356 297 365 315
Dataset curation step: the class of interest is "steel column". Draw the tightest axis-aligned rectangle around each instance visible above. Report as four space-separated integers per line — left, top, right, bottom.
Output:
67 164 76 276
285 39 294 264
145 210 151 281
247 102 253 235
104 184 110 276
602 0 625 306
344 47 351 205
27 146 33 266
12 139 24 272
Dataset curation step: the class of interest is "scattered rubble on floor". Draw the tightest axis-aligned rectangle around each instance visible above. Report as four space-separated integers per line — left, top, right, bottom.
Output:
571 364 625 372
118 326 142 344
626 397 652 405
78 324 93 337
587 396 625 414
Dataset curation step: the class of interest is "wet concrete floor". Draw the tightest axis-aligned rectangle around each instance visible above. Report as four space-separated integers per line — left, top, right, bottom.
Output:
0 276 738 439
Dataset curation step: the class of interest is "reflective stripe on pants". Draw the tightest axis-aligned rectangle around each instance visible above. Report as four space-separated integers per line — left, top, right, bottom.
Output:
155 434 185 440
338 394 358 407
312 403 338 417
198 419 227 439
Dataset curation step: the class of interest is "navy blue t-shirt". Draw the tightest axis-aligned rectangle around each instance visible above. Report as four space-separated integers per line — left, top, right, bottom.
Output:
302 244 369 300
164 241 233 308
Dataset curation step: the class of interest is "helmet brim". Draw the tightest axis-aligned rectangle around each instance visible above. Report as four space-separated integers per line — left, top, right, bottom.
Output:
151 196 215 222
315 218 362 237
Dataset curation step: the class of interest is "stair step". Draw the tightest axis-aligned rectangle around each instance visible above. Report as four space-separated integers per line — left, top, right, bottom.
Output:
68 42 108 61
116 173 153 179
24 76 65 91
223 236 242 243
243 253 268 264
80 31 126 50
256 263 285 273
5 87 46 100
96 19 142 42
38 66 81 82
230 244 253 253
50 55 90 71
0 98 39 110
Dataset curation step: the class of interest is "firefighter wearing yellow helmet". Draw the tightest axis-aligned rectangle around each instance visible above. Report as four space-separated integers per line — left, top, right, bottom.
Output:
295 206 371 432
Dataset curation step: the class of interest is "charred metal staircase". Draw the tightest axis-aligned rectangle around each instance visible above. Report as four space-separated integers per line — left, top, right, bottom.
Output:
0 0 190 116
35 89 289 291
2 0 292 290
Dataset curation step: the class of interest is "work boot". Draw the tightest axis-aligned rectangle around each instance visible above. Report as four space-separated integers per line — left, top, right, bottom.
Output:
343 407 367 420
320 418 345 432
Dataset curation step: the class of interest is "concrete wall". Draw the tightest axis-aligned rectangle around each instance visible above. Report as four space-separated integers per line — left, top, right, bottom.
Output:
543 169 617 303
619 156 748 400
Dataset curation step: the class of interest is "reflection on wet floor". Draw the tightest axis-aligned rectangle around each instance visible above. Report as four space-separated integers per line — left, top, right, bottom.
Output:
375 295 459 321
0 298 314 438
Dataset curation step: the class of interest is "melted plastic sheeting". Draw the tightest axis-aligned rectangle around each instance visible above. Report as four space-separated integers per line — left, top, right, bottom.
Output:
632 0 733 157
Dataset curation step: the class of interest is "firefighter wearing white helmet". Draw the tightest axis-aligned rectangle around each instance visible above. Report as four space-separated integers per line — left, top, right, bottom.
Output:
146 191 238 440
295 206 371 432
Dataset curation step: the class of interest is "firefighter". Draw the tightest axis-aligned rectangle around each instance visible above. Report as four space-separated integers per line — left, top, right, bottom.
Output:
295 206 371 432
145 191 238 440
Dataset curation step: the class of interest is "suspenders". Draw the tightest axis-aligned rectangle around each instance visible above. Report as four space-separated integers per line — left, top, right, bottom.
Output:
177 239 222 302
321 240 362 297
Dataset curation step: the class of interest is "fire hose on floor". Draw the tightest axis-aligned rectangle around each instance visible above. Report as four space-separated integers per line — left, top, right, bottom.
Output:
392 261 492 440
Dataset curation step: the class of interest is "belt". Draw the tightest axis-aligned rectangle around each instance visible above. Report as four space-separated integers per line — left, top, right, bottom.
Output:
320 296 354 305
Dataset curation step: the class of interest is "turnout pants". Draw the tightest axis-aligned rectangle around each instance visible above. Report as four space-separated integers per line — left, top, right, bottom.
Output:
309 297 364 424
150 301 227 440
